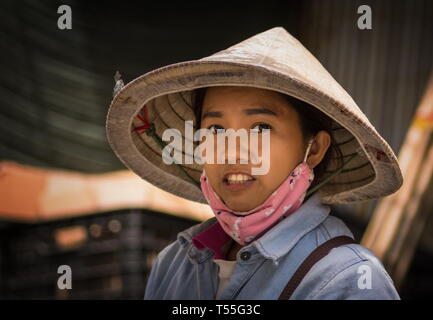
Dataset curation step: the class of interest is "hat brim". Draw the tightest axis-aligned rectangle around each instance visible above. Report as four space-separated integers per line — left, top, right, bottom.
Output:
106 60 403 204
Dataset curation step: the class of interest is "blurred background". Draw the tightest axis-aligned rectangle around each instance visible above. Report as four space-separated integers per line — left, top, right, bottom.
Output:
0 0 432 299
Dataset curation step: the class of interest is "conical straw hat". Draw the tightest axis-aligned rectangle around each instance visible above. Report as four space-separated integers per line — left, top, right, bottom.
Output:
106 26 403 205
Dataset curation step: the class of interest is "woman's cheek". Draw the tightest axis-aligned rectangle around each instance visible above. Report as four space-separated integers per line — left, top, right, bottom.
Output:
269 140 297 180
203 164 219 188
268 138 287 170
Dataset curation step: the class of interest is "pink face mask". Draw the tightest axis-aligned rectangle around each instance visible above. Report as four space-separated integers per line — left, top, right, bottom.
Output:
199 140 315 246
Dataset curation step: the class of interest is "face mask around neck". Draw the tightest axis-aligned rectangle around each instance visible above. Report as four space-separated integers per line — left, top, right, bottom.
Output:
199 139 315 245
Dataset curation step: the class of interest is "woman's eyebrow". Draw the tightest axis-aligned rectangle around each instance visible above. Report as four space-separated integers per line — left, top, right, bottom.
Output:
201 111 222 120
201 106 279 120
243 107 278 116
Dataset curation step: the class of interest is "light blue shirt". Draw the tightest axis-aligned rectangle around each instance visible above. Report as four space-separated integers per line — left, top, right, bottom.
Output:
144 192 400 300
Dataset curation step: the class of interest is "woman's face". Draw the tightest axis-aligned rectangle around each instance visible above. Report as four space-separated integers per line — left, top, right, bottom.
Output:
200 86 308 212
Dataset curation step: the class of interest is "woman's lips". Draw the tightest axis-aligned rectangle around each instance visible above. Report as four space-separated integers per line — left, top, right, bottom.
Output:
222 179 256 192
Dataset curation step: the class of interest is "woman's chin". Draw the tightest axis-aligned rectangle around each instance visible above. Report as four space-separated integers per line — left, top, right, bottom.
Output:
223 198 261 213
216 185 269 213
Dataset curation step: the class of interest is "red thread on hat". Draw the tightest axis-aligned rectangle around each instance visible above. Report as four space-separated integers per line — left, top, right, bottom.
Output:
376 150 386 161
364 144 390 163
133 105 152 133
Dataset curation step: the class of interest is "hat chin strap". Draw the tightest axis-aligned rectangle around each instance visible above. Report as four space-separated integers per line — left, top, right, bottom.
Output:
305 139 361 198
303 138 315 163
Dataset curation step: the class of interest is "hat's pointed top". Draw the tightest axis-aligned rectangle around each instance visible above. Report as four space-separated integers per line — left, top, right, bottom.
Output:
201 26 294 64
200 26 350 105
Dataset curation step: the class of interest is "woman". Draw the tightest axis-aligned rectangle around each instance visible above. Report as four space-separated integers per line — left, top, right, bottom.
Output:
106 26 403 299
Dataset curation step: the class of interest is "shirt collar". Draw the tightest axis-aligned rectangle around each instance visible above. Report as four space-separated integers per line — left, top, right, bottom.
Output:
191 220 231 259
178 192 330 263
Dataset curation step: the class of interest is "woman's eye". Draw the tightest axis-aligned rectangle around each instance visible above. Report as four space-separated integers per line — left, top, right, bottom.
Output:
208 124 225 134
251 123 272 133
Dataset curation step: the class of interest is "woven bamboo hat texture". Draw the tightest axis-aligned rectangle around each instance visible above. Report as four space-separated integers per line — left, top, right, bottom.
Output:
106 26 403 205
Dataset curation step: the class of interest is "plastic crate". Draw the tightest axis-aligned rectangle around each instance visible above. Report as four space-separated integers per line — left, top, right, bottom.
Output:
0 208 198 299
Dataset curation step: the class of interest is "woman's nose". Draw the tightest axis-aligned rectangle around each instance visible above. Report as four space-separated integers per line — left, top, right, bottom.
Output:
216 129 251 164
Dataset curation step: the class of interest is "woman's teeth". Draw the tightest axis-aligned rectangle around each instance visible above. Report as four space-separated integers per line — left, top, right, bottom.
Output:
226 174 254 184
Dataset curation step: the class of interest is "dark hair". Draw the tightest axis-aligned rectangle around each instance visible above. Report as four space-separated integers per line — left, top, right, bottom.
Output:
193 87 343 190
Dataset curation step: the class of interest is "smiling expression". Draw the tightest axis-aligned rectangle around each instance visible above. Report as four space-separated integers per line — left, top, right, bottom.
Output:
199 86 308 212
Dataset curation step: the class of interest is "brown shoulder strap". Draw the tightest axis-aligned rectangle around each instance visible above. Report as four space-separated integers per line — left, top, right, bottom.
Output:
278 235 356 300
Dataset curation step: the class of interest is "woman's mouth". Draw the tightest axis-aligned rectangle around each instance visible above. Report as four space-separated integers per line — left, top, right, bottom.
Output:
222 173 256 192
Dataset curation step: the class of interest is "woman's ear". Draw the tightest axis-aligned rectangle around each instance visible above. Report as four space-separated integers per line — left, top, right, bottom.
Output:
306 130 331 169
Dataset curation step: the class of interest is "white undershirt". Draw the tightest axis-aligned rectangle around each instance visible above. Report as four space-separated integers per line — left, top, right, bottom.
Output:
213 259 237 299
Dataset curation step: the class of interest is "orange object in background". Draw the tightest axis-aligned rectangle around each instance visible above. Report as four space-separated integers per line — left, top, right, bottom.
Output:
0 161 213 223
